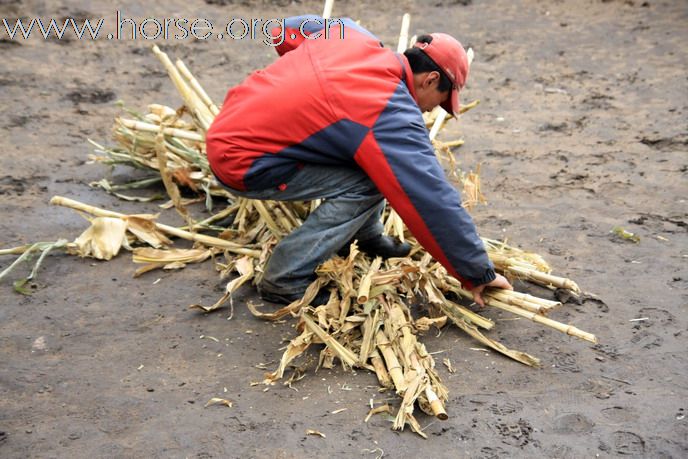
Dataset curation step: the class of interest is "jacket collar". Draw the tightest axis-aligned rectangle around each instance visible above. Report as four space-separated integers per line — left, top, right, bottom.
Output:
397 53 418 104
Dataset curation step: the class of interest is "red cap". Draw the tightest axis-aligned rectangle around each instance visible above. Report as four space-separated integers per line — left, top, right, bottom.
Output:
413 33 469 116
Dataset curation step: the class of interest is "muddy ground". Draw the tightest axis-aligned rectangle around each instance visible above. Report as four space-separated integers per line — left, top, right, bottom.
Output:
1 0 686 457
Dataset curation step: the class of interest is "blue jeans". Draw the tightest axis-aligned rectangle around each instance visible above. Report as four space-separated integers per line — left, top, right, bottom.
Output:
227 164 384 296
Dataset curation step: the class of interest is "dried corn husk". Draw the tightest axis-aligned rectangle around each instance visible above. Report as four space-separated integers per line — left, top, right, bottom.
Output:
189 256 254 318
71 217 128 260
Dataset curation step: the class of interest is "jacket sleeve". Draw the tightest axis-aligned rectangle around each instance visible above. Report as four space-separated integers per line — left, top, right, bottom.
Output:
353 84 496 290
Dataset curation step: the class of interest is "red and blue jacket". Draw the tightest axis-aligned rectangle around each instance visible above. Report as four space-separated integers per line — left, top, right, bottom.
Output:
206 15 496 288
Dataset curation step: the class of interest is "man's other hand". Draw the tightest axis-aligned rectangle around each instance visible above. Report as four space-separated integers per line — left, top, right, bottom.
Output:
471 273 513 307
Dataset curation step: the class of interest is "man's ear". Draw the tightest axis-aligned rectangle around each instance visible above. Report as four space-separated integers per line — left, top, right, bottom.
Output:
416 71 441 91
425 71 441 88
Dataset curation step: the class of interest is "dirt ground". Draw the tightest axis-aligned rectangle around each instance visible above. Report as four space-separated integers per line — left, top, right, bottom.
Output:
1 0 686 457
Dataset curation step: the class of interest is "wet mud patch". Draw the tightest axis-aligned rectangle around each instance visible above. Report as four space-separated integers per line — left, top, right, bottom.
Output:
0 38 21 48
545 445 578 459
0 176 27 195
478 446 509 459
630 330 663 349
0 0 22 17
57 8 95 22
0 175 49 197
640 134 688 151
601 406 638 423
554 287 583 305
592 343 621 360
502 373 534 389
633 307 675 328
628 213 687 233
577 378 617 400
493 419 538 447
47 35 74 46
552 413 594 434
644 436 688 459
594 180 633 197
429 425 458 438
64 88 117 105
548 170 589 184
538 122 570 133
3 114 49 129
227 416 261 433
488 400 523 416
92 403 138 435
434 0 473 5
613 431 646 456
581 294 609 313
581 92 616 110
3 115 31 129
550 350 581 373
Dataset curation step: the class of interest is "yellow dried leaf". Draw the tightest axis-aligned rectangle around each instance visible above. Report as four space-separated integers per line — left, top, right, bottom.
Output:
147 103 177 119
158 197 205 209
204 397 233 408
163 261 187 270
461 166 487 210
415 316 448 332
306 429 326 438
225 256 254 294
442 358 456 374
72 217 127 260
124 215 171 248
365 404 392 422
133 263 166 277
132 247 211 264
189 256 254 315
263 330 314 384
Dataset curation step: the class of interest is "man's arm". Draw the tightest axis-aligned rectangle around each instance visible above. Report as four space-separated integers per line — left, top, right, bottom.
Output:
354 82 503 295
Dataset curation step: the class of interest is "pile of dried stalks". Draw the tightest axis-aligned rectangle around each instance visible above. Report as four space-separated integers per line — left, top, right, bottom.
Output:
0 8 597 437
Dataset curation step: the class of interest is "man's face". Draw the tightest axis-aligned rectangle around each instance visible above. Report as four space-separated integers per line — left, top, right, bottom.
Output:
418 87 450 113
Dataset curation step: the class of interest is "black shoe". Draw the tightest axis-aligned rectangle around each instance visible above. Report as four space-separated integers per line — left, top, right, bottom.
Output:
358 235 411 259
259 288 330 306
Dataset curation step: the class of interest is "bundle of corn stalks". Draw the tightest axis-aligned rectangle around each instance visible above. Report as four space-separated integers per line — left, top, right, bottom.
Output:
0 8 597 437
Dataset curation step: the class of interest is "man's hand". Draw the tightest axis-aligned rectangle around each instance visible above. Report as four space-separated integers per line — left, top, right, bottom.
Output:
471 273 513 307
